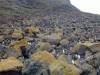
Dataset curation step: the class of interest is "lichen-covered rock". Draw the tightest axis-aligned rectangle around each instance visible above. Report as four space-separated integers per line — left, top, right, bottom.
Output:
9 41 21 52
60 38 69 47
31 51 56 64
25 26 40 36
70 42 91 58
50 60 64 75
36 42 52 51
12 29 23 39
57 54 69 64
0 57 23 72
79 41 98 47
50 59 80 75
9 38 28 52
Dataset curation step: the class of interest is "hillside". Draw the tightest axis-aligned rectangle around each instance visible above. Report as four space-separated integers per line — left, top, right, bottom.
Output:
0 0 100 75
0 0 100 27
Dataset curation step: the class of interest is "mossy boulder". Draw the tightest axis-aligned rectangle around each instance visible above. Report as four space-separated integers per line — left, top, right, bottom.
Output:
31 51 56 64
50 60 80 75
0 57 23 72
36 42 52 51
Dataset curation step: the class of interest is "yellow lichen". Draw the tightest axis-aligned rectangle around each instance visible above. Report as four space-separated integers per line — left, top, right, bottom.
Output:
50 60 63 75
79 41 98 47
54 26 63 34
31 51 56 64
12 29 23 39
25 26 40 35
70 44 81 53
37 42 52 51
58 54 68 64
19 38 28 48
0 57 23 72
9 41 21 52
60 38 69 46
50 59 80 75
9 38 28 52
63 64 80 75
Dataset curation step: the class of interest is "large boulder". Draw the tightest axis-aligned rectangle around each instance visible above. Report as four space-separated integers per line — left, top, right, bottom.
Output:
0 57 23 72
31 51 56 64
50 60 80 75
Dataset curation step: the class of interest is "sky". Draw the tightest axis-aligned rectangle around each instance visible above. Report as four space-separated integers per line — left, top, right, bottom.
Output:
70 0 100 15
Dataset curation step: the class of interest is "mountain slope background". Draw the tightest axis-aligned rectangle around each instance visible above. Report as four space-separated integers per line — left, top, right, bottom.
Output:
0 0 100 29
0 0 77 16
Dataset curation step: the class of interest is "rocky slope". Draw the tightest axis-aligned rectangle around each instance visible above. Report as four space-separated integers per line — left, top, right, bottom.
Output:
0 0 77 16
0 0 100 75
0 0 100 27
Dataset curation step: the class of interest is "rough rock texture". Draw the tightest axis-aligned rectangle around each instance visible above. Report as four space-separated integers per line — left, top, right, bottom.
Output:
0 0 100 75
0 0 100 40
